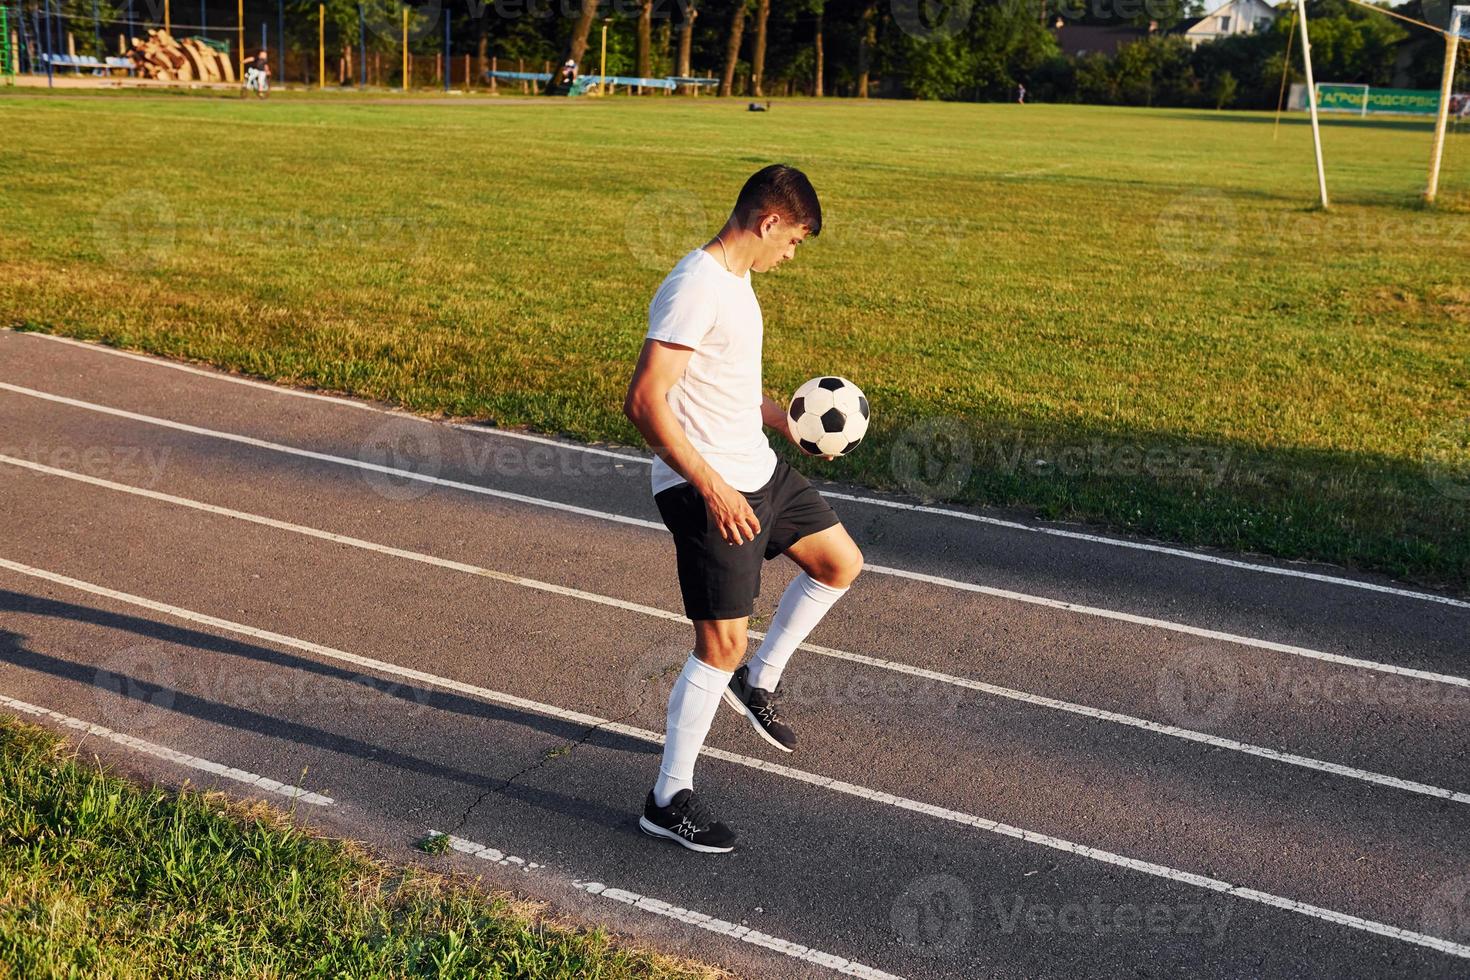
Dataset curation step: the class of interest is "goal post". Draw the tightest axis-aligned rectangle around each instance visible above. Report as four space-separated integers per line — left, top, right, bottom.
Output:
1296 0 1330 208
1426 6 1469 204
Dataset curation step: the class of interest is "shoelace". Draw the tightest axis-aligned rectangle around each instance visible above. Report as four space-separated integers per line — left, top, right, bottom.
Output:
678 794 715 828
747 687 781 726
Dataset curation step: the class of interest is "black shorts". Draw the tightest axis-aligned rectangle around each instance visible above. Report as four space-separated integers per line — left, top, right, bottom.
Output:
654 459 841 621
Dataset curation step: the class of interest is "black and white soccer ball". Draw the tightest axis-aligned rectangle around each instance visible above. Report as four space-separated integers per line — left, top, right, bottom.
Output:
788 376 870 458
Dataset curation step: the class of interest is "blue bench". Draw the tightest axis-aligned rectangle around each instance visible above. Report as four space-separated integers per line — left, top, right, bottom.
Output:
484 70 719 95
40 53 131 74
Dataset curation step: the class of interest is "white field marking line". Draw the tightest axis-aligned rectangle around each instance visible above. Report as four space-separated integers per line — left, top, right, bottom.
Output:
11 329 1466 612
2 558 1467 964
430 831 904 980
0 690 335 806
5 454 1470 808
2 385 1465 681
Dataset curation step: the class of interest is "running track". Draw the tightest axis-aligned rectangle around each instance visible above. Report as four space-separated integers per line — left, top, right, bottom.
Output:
2 328 1468 979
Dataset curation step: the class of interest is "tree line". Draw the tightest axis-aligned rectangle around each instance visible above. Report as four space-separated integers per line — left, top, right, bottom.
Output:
31 0 1459 104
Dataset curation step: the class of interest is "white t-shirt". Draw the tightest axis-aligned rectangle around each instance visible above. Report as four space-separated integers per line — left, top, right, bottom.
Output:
644 248 778 496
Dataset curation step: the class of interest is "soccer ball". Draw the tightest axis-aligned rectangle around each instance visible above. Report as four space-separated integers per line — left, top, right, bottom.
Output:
787 376 870 458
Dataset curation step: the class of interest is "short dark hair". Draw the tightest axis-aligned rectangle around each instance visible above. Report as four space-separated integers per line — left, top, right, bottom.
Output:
733 164 821 237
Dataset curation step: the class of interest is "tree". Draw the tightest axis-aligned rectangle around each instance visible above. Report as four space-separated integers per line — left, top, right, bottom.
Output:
813 0 824 96
546 0 600 93
637 0 654 79
676 0 698 79
719 0 749 95
1295 0 1407 86
751 0 771 95
857 0 876 97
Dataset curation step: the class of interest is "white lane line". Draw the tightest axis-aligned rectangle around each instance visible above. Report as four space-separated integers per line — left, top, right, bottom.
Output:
5 454 1469 806
2 383 1463 681
1 556 1465 963
861 563 1470 689
446 423 1470 614
7 330 400 415
12 328 1465 611
0 690 335 806
0 382 657 532
431 831 904 980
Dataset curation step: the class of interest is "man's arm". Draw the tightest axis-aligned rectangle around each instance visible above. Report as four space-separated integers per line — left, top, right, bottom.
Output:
760 395 792 442
624 339 762 546
761 392 834 460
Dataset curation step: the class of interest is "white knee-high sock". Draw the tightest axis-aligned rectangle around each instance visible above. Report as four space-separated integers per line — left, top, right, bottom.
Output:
747 572 847 692
653 653 734 807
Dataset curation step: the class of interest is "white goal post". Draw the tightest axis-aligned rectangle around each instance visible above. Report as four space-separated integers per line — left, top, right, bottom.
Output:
1426 6 1469 204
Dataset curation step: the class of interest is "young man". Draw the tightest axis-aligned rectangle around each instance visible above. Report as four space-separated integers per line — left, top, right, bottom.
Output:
622 165 864 853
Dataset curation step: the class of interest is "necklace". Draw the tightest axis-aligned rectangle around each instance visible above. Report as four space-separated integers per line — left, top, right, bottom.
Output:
714 234 732 272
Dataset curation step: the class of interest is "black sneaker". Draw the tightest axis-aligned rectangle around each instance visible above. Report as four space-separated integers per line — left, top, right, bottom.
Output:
723 665 796 753
639 789 737 853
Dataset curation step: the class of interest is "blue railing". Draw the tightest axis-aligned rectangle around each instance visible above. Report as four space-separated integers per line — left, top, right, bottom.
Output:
485 70 719 91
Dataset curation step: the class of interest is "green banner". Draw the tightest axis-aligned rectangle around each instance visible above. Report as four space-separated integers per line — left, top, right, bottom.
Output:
1315 84 1441 115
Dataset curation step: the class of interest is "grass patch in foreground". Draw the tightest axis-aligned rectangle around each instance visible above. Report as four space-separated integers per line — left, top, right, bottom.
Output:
0 717 714 979
2 93 1468 590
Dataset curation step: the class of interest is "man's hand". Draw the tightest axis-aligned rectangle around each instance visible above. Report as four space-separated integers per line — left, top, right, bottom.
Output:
702 476 762 546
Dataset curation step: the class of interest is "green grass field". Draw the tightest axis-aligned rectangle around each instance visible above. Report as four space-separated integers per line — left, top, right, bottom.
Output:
2 91 1467 590
0 717 712 978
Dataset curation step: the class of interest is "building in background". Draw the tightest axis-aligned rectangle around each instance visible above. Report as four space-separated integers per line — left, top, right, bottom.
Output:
1174 0 1280 46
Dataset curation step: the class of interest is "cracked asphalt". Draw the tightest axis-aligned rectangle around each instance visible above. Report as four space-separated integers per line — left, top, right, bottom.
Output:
3 328 1469 979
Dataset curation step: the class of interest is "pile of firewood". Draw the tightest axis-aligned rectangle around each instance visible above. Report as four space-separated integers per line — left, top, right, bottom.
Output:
126 30 235 83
